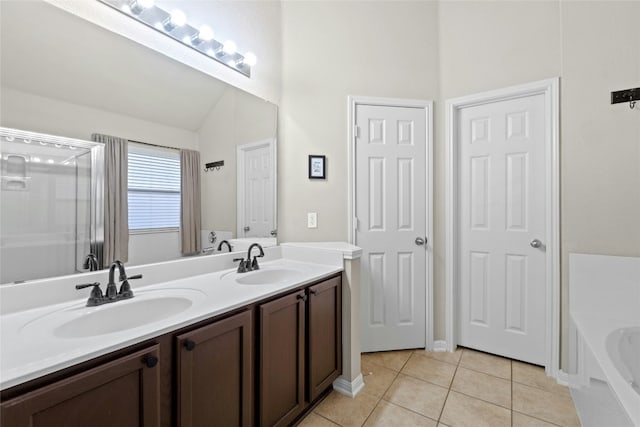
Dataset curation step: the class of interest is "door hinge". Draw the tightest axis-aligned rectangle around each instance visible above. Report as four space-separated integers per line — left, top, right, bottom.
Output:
354 125 360 139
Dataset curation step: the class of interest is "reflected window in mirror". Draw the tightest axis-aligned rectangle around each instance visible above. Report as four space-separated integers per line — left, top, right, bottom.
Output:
128 143 181 232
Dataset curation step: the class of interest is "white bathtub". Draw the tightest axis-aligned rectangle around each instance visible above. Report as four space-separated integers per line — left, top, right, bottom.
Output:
607 327 640 397
570 254 640 426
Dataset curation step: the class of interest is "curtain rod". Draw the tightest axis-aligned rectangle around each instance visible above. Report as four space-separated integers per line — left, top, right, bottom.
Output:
128 139 181 151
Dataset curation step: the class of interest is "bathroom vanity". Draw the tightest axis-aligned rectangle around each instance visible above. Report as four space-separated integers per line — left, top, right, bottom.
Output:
0 246 352 426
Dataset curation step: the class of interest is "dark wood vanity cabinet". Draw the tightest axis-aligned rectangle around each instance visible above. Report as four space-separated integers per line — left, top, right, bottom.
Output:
307 275 342 401
259 290 307 427
0 344 161 427
175 309 253 427
1 273 342 427
258 275 342 426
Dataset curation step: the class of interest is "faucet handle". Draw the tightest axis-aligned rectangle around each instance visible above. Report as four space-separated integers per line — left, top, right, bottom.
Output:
119 274 142 298
233 257 248 273
76 282 103 301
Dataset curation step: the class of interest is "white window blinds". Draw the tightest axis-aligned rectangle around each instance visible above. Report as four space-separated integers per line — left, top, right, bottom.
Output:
128 143 180 231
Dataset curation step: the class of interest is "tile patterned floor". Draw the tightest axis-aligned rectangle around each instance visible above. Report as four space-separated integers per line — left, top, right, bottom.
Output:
298 347 581 427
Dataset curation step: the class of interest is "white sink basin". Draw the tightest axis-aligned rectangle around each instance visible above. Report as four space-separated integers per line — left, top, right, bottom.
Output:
54 296 192 338
234 268 304 285
21 288 205 339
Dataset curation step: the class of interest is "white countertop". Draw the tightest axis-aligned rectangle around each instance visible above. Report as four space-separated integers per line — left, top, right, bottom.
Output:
281 242 362 259
0 248 343 390
569 253 640 426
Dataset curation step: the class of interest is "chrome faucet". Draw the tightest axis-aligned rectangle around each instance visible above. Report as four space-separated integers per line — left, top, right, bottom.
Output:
217 240 233 252
83 253 99 271
76 260 142 306
247 243 265 271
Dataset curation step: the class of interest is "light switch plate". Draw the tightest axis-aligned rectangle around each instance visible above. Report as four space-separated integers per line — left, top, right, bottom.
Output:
307 212 317 228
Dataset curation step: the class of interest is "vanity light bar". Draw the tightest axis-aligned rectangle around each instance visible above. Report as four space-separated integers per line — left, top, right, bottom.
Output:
97 0 256 78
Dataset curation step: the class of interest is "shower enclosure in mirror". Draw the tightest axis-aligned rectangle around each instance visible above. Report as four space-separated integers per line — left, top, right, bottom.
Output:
0 128 104 284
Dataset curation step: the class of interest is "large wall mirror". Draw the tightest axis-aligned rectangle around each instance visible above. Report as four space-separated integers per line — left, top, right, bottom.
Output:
0 1 277 284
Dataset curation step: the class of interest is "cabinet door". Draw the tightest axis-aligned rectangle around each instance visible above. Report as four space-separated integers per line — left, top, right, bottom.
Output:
259 290 306 427
1 345 161 427
308 275 342 401
175 310 253 427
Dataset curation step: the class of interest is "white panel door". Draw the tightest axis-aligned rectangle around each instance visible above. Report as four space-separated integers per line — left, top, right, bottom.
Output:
459 94 546 364
356 104 427 352
240 142 273 238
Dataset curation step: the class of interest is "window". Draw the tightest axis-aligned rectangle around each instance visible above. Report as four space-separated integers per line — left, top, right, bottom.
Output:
128 143 180 232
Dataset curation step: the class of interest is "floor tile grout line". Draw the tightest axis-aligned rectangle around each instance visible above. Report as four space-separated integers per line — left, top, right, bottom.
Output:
379 396 441 424
358 366 399 427
446 388 512 411
511 378 572 397
436 349 463 424
511 360 513 427
395 369 453 391
456 364 512 381
511 409 564 427
312 411 341 426
360 351 415 426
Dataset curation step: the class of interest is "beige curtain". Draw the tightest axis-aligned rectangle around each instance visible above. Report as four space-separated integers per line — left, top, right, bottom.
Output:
180 149 202 255
92 133 129 265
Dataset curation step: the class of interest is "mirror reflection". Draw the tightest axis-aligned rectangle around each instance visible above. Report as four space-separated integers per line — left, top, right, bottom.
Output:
0 1 277 284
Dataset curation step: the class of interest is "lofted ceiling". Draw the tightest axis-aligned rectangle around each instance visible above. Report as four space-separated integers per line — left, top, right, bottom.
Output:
0 1 230 132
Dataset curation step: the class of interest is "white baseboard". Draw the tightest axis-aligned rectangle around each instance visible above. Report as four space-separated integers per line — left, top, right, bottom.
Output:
333 374 365 398
555 369 570 387
433 340 448 352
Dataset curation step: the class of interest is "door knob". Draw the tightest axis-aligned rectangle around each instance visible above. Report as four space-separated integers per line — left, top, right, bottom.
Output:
530 239 542 248
244 226 250 232
415 237 427 246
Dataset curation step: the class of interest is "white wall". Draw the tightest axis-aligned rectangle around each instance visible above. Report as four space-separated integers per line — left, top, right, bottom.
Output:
44 0 282 104
278 0 440 241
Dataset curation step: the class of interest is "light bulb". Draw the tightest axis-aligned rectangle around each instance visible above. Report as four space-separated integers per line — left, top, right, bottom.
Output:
33 157 41 163
170 10 186 27
47 159 55 164
5 136 14 142
197 25 214 42
162 9 186 31
23 138 31 144
222 40 237 55
244 52 257 67
129 0 154 15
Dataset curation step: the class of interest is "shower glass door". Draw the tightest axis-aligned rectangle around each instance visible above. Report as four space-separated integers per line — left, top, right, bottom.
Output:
0 127 103 283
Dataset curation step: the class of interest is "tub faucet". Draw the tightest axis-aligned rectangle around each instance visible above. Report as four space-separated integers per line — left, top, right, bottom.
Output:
247 243 265 271
217 240 232 252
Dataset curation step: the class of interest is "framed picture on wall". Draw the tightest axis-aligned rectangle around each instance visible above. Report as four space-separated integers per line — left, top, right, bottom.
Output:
308 155 326 179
